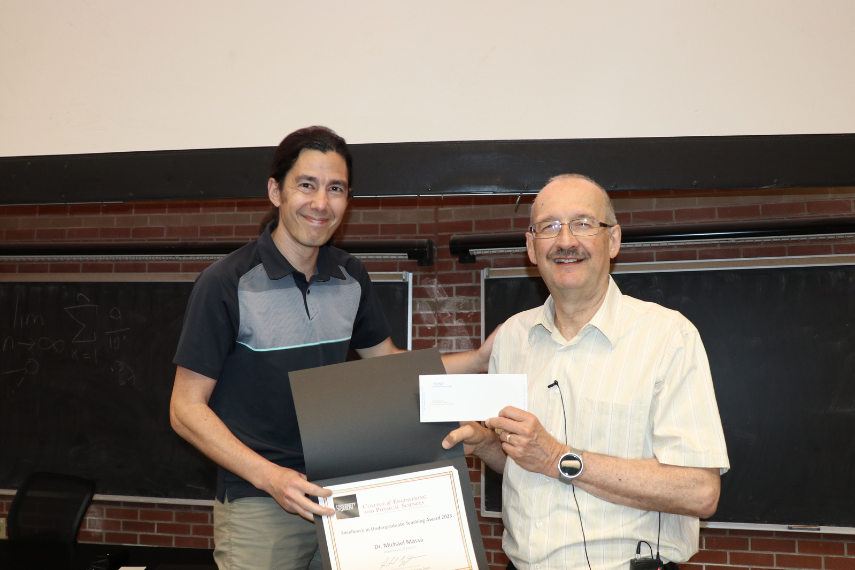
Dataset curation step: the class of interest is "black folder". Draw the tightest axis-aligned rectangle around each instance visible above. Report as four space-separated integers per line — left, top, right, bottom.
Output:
290 349 489 570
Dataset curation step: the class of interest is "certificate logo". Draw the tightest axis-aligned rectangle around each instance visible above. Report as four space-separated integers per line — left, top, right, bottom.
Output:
334 494 360 519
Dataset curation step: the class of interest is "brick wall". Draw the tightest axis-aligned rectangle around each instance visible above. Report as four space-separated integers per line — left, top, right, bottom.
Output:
2 185 855 569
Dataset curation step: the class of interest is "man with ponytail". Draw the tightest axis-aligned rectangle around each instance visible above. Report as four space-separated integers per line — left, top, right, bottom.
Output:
170 126 492 570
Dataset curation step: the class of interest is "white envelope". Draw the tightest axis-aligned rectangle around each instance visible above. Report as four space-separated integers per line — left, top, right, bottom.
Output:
419 374 527 422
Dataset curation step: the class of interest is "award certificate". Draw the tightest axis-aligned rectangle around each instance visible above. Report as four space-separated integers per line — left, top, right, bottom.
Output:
319 466 478 570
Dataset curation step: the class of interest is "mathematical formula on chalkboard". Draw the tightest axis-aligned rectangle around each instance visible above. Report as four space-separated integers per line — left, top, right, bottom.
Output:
3 289 139 387
0 281 219 500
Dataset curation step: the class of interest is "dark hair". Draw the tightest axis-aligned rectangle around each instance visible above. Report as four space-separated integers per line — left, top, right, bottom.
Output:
259 126 353 233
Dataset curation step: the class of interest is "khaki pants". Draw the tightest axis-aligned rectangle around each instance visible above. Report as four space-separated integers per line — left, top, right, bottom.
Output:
213 496 323 570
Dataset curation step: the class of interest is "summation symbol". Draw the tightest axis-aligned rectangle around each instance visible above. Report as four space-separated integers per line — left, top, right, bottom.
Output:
64 302 98 344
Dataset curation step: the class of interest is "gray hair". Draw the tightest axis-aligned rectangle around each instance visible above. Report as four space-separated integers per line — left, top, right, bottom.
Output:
531 174 617 226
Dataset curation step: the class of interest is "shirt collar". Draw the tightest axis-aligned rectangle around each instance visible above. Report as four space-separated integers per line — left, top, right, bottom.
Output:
587 276 621 346
257 221 346 282
528 276 622 347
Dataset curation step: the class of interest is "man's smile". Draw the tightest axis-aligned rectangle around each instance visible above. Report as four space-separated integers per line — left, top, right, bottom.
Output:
297 209 333 225
546 248 588 264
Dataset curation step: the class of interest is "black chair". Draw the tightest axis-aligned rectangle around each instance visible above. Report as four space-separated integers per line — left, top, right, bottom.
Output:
8 471 96 543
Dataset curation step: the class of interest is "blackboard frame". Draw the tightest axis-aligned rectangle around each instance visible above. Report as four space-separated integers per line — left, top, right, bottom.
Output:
369 272 413 351
480 255 855 535
0 271 413 505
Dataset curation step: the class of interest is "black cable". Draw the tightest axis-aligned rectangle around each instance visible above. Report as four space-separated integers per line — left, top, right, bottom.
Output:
549 380 592 570
572 486 592 570
657 511 661 560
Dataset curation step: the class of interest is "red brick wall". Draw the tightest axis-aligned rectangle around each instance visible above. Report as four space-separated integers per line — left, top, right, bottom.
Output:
2 186 855 569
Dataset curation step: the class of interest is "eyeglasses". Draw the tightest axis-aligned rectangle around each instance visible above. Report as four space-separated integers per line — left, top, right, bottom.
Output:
528 218 614 239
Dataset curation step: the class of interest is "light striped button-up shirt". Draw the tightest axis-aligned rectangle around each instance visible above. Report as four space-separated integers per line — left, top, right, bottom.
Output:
495 277 729 570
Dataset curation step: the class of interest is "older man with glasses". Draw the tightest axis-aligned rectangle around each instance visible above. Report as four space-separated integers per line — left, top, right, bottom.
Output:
443 174 730 570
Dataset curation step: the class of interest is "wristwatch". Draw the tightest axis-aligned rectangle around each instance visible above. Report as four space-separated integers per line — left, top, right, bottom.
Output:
557 448 584 484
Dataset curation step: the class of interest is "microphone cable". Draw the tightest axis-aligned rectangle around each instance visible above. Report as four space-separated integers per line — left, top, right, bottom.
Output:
547 380 592 570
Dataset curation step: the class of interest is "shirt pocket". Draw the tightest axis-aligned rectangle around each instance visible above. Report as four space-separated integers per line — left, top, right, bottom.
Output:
576 397 649 459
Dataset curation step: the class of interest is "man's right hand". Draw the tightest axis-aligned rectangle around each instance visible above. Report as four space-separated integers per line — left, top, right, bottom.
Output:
442 421 493 455
171 367 336 521
263 465 334 522
442 421 508 473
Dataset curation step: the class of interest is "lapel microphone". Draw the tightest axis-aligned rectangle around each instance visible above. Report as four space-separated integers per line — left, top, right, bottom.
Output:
547 380 558 388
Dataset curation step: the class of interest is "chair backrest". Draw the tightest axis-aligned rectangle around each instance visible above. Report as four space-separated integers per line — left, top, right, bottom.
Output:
8 472 96 542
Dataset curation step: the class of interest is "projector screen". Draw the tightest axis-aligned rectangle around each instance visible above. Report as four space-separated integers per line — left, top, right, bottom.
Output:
2 0 854 157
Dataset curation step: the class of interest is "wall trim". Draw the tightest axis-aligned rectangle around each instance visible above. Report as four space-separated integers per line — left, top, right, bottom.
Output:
1 134 853 204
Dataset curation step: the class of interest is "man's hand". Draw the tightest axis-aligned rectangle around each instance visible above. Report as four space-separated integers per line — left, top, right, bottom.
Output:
172 367 336 521
442 421 494 456
485 408 722 517
442 421 507 473
263 465 334 522
485 406 565 478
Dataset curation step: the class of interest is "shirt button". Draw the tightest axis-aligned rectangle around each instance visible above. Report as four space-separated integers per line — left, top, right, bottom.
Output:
549 431 554 436
536 521 542 528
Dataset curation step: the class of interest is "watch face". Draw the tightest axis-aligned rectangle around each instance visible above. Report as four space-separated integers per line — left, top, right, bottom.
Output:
560 454 582 478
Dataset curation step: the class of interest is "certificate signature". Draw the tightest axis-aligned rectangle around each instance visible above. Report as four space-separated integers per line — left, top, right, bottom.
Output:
379 554 428 569
320 466 478 570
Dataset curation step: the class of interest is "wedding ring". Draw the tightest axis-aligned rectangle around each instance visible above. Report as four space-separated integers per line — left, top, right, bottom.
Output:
506 433 513 445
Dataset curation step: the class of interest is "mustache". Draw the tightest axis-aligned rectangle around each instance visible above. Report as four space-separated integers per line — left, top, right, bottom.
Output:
546 247 588 261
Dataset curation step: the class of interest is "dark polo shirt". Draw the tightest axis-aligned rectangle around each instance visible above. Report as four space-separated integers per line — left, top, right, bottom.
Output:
173 223 391 501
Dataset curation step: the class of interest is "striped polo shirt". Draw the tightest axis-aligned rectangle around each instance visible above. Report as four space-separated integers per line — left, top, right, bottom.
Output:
173 223 391 501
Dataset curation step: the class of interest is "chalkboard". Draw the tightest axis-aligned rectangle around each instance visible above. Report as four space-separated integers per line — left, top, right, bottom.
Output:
481 259 855 528
372 275 412 351
0 272 412 501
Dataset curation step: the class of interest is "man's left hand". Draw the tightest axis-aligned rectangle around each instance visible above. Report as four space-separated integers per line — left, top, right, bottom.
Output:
485 406 565 478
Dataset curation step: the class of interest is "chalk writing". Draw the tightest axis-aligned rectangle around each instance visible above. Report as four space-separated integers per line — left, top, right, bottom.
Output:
11 295 45 329
65 304 98 344
111 360 136 385
2 358 39 386
2 290 135 387
37 337 65 352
